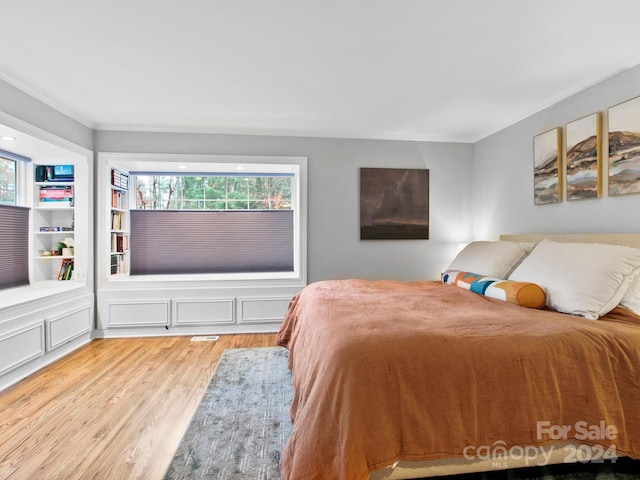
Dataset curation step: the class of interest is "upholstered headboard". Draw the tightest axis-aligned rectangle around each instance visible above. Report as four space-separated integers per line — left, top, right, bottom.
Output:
500 233 640 249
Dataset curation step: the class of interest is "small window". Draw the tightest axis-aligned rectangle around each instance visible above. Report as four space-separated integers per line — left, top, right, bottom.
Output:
0 204 29 289
0 157 16 205
0 155 28 289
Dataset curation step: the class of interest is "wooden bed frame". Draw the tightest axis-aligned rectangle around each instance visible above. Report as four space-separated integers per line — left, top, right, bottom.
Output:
369 233 639 480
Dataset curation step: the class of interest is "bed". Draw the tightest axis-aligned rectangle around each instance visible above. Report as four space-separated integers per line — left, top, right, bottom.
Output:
276 234 640 480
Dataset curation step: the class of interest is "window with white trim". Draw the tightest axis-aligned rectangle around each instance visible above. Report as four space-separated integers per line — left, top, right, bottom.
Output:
0 156 16 205
0 152 29 289
130 173 294 275
108 156 306 282
134 175 292 211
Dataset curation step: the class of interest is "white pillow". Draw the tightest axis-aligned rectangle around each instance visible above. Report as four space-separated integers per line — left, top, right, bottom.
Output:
446 241 535 278
620 275 640 315
508 239 640 320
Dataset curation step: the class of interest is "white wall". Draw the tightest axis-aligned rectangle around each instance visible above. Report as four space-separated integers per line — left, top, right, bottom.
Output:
472 64 640 239
95 131 473 281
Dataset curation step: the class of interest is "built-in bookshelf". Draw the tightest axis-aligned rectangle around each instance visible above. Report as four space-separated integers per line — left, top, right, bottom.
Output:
0 119 95 393
32 164 76 282
110 168 129 275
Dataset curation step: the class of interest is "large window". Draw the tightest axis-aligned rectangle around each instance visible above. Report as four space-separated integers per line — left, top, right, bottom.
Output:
134 174 292 211
130 173 295 275
114 156 306 281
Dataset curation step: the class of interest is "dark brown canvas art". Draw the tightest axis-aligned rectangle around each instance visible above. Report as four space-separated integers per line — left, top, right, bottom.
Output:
360 168 429 240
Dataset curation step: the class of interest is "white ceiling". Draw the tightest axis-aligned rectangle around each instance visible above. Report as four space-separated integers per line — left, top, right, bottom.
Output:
2 0 640 143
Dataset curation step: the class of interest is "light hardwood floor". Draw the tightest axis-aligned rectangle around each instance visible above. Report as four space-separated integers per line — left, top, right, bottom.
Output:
0 334 277 480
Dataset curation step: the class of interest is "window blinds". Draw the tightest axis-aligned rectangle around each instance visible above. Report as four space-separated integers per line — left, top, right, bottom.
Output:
0 204 30 289
129 210 294 275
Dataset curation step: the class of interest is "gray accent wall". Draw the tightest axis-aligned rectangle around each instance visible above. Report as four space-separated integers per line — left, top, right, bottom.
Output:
472 64 640 239
0 79 93 150
95 131 473 281
5 56 640 284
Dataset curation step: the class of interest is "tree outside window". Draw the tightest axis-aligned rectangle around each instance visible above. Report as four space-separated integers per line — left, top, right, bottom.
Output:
134 175 292 210
0 157 16 205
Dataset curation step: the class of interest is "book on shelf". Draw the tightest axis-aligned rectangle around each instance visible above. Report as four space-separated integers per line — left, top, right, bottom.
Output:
56 258 74 281
39 226 73 232
110 254 126 274
111 190 125 209
111 169 129 190
111 211 123 230
111 233 129 252
39 185 74 207
39 185 73 198
35 165 74 183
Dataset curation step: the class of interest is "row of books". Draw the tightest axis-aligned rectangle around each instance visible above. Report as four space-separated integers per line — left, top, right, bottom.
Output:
111 254 126 274
110 172 127 276
57 258 74 280
111 169 129 190
111 233 129 253
111 190 126 209
111 211 124 230
35 164 74 183
40 185 73 199
39 185 74 206
39 226 73 232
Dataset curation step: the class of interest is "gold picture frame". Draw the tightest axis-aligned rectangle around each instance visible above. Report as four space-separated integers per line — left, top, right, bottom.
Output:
533 127 562 205
565 112 601 201
608 95 640 196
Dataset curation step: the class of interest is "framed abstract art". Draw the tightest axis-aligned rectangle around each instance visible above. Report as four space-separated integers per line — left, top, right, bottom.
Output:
533 127 562 205
608 95 640 196
360 167 429 240
565 112 601 201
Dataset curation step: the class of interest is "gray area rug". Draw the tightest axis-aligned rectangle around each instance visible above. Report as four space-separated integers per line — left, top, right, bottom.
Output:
164 347 292 480
165 346 639 480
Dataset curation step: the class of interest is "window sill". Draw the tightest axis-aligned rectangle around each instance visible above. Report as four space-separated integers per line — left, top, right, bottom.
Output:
0 281 89 314
102 272 306 290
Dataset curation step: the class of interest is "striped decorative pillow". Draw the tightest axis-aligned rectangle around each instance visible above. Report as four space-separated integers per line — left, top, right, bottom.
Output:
442 270 545 309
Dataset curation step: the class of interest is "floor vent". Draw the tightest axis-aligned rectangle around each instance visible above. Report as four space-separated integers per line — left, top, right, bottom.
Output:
191 335 220 342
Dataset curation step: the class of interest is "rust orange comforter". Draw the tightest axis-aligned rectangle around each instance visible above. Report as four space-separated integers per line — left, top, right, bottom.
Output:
276 279 640 480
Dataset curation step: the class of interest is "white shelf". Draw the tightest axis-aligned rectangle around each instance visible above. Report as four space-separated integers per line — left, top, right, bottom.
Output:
35 181 75 186
32 164 78 283
34 255 75 261
108 168 129 277
35 204 74 210
0 281 87 310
